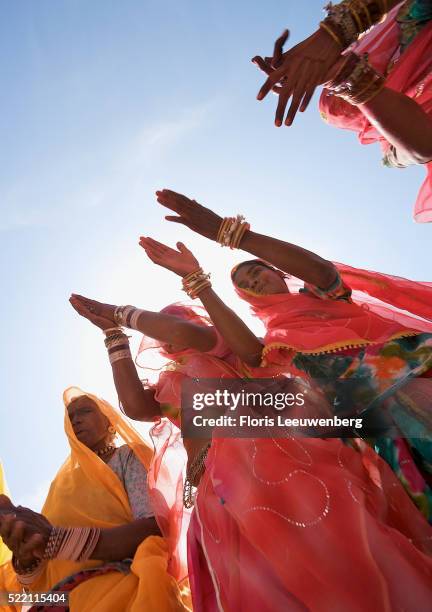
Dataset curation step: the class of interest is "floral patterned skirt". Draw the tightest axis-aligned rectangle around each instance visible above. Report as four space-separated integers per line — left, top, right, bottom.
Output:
293 332 432 521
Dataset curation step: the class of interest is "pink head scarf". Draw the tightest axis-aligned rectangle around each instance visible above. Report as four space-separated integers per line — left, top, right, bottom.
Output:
231 259 432 366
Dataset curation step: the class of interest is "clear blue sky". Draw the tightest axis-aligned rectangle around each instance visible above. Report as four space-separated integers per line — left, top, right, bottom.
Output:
0 0 430 509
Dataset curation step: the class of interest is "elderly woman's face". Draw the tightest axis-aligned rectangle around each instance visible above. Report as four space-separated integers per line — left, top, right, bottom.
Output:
233 262 288 295
67 396 111 450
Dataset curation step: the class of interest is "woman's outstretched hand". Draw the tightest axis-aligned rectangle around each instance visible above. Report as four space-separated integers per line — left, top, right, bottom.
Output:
253 28 342 126
70 295 116 331
140 237 200 277
156 189 222 241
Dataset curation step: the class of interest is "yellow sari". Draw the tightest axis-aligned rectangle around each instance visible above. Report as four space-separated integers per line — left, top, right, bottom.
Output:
0 461 12 566
0 387 190 611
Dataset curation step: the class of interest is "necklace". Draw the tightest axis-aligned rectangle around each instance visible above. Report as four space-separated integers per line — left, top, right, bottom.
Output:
96 443 116 458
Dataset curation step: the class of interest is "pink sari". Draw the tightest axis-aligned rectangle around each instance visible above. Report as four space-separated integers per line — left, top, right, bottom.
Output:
136 304 250 584
158 296 432 612
144 304 432 610
319 3 432 222
190 436 432 611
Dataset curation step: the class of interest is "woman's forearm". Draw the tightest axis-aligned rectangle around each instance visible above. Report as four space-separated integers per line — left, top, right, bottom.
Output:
110 358 161 421
134 310 216 352
198 287 263 367
91 518 161 561
360 87 432 164
239 230 337 288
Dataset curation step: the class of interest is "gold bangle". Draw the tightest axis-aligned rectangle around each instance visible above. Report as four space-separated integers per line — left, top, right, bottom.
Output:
182 268 211 299
183 267 203 283
232 222 249 249
347 3 363 32
216 218 232 243
319 21 344 47
231 223 244 249
103 327 123 336
192 281 212 298
217 215 250 248
352 0 372 28
184 280 211 299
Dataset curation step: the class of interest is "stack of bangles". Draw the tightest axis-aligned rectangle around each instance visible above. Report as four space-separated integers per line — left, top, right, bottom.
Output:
14 526 101 586
104 327 132 365
319 0 389 49
217 214 250 249
103 306 155 364
326 51 386 105
182 268 212 299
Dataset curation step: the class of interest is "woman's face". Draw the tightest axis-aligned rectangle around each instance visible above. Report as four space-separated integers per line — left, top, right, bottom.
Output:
67 396 111 450
233 262 288 295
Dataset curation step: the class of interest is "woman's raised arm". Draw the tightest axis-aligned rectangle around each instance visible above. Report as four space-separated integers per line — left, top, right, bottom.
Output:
140 238 264 367
156 189 337 289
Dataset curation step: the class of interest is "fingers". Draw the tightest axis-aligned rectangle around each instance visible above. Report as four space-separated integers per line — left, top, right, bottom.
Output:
0 495 14 511
176 242 191 254
272 29 289 68
69 298 88 316
275 89 292 127
140 237 170 253
140 245 164 266
69 299 100 325
72 296 98 311
156 189 191 213
271 85 284 95
164 216 188 225
0 513 16 542
251 56 273 76
257 73 280 101
284 63 311 126
8 520 26 552
257 58 293 101
300 73 319 113
19 533 45 560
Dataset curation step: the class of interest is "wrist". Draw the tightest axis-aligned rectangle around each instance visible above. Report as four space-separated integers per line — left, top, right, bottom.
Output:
317 23 344 50
326 52 385 105
320 0 388 50
106 305 116 321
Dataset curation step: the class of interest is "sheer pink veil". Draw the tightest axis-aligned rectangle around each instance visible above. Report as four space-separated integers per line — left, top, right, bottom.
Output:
231 259 432 361
137 302 239 582
135 303 213 381
134 303 213 581
147 417 191 582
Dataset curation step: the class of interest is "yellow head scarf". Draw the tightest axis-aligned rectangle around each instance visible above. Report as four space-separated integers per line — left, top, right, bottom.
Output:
0 461 12 566
0 387 190 611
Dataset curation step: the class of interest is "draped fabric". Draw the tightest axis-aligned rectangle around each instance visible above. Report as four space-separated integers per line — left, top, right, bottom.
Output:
0 388 190 611
319 3 432 222
0 461 12 566
231 261 432 366
189 436 432 611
